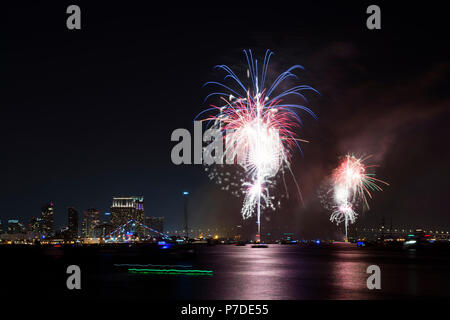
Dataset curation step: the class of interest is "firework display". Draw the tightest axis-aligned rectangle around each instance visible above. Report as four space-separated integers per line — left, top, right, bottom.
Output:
196 50 318 240
326 154 389 238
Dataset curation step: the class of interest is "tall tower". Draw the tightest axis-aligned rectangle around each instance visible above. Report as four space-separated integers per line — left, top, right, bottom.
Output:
81 208 100 238
110 196 145 228
381 216 386 241
68 207 79 239
41 202 54 237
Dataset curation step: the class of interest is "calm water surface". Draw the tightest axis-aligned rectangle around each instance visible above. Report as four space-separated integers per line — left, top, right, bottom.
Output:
94 244 450 299
2 244 450 300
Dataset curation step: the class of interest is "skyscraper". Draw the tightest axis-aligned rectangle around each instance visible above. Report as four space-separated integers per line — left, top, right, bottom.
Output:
81 208 100 238
7 219 25 234
68 207 79 239
29 217 44 237
41 202 54 237
110 196 145 228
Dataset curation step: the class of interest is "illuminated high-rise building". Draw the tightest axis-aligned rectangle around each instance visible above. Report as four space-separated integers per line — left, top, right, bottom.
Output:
110 196 145 227
41 202 54 236
29 217 44 237
7 219 25 234
81 208 100 238
68 207 79 239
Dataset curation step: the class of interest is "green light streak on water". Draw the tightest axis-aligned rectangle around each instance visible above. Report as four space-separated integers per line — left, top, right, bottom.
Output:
128 268 213 276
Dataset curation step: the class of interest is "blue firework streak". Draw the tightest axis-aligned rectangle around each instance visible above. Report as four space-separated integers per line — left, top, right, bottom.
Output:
197 49 319 240
196 49 319 155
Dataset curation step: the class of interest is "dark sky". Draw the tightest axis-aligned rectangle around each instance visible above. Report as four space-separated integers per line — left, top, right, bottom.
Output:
2 1 449 236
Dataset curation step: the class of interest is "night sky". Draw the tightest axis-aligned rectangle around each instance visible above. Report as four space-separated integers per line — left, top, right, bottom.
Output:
2 1 449 236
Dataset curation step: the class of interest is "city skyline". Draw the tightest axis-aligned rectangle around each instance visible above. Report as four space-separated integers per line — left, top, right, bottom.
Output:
2 2 449 237
0 195 167 238
1 195 449 236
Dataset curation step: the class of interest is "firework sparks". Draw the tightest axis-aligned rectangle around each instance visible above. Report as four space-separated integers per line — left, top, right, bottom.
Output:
326 154 389 239
197 49 319 240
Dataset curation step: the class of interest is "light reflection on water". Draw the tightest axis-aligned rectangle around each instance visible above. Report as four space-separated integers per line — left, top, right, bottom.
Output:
224 247 300 300
329 250 371 299
198 245 372 299
189 244 450 299
7 244 449 299
93 244 450 299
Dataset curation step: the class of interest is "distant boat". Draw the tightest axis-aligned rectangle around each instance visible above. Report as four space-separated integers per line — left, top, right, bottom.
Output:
191 240 208 244
251 244 268 248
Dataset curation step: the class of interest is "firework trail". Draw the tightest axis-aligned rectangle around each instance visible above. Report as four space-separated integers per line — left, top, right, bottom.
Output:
196 49 319 241
326 154 389 239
